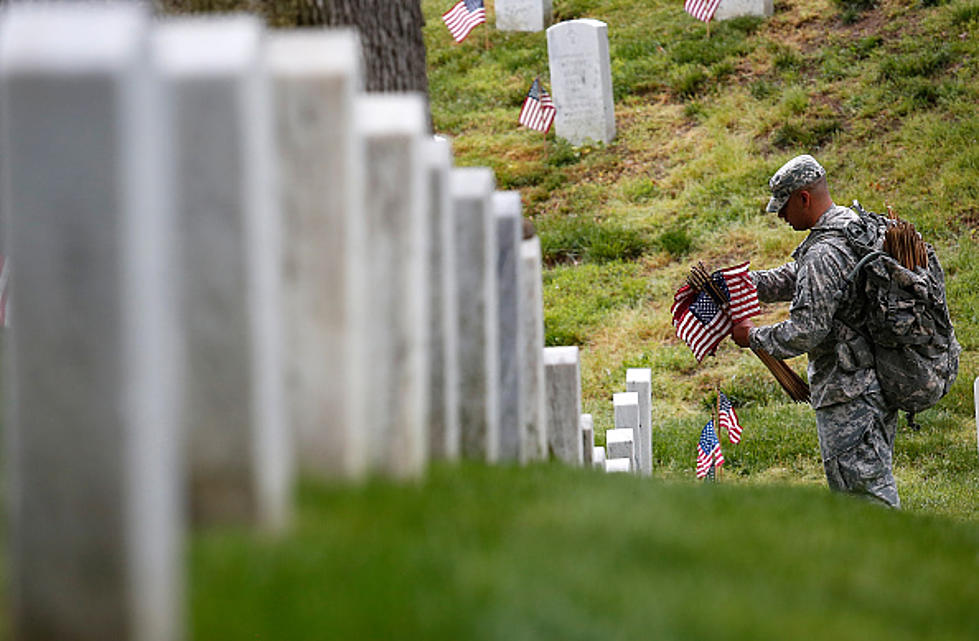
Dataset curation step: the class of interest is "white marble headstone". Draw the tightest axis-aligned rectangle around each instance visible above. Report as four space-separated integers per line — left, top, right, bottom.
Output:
605 458 632 473
496 0 553 32
592 446 606 469
713 0 774 21
626 369 652 477
357 93 430 479
580 413 595 466
268 30 368 480
605 427 635 462
544 346 583 464
156 15 291 532
546 19 616 145
426 137 461 461
613 391 640 473
494 191 525 462
519 236 548 461
451 168 500 462
1 4 182 639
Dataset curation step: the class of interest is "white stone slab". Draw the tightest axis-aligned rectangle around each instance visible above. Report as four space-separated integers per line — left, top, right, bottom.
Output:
605 427 635 462
1 4 181 639
496 0 553 31
156 16 291 531
605 458 632 473
581 413 595 466
426 137 460 461
592 446 606 468
613 391 640 473
267 30 368 480
714 0 774 21
626 368 652 477
546 19 615 146
544 346 582 464
494 191 525 462
357 93 430 479
451 167 500 462
519 236 548 461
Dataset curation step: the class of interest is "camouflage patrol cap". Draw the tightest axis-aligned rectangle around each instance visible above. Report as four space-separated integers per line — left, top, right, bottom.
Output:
766 154 826 213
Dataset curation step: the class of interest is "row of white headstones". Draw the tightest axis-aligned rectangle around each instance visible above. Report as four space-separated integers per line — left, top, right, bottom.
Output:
0 4 623 640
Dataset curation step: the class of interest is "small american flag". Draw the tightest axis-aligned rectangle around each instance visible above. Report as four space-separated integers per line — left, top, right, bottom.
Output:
696 419 724 479
671 261 760 361
442 0 485 43
684 0 723 23
519 78 556 133
718 391 742 444
0 254 9 328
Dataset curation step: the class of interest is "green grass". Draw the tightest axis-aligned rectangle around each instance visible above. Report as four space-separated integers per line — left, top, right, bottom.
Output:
191 465 979 640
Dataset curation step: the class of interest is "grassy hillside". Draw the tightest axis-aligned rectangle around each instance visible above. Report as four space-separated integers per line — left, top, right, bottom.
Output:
422 0 979 519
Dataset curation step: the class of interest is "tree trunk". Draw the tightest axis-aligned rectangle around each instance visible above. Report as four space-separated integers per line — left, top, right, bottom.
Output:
156 0 432 128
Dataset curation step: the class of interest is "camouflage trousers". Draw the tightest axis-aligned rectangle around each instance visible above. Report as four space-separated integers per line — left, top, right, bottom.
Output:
816 392 900 508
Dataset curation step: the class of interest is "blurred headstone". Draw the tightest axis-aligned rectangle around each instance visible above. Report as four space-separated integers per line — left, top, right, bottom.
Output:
546 19 616 145
357 93 430 479
613 391 640 473
592 446 606 469
581 413 595 466
451 167 500 462
496 0 553 31
158 16 291 532
268 30 368 480
494 191 525 462
605 427 635 462
544 345 583 464
426 136 461 461
626 368 652 477
519 234 548 461
714 0 773 20
605 458 632 473
1 4 182 639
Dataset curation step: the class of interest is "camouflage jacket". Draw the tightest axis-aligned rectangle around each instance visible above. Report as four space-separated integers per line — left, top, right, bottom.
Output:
748 205 880 409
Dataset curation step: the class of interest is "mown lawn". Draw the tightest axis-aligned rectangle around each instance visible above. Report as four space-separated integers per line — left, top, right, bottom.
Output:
192 464 979 640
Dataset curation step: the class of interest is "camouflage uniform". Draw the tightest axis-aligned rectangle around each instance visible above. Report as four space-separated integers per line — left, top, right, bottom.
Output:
748 155 900 508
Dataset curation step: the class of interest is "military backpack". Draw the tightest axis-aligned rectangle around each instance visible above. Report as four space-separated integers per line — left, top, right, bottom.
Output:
835 201 961 427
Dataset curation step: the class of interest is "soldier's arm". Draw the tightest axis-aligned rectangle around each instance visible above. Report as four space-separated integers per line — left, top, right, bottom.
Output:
747 251 846 359
750 262 798 303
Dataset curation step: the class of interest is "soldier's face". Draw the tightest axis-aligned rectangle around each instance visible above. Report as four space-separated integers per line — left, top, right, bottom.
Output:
778 190 811 231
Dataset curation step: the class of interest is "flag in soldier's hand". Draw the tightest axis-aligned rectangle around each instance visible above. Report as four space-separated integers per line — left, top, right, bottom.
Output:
718 391 743 444
519 78 556 133
442 0 486 43
696 419 724 479
684 0 723 23
671 261 760 361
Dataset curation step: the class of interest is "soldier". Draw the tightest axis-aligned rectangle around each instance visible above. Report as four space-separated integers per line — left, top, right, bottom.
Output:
730 154 900 508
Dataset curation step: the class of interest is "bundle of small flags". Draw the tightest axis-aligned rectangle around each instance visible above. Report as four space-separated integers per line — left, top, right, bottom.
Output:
696 419 724 479
671 261 759 361
684 0 723 23
442 0 486 43
518 77 556 133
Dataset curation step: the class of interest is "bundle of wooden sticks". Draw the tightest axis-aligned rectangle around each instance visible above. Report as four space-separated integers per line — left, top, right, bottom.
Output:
688 262 811 404
883 206 928 271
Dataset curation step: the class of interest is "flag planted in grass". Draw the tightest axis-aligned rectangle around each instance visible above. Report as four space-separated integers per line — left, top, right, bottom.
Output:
684 0 722 22
442 0 485 43
718 391 742 444
518 78 556 133
696 419 724 479
671 261 760 361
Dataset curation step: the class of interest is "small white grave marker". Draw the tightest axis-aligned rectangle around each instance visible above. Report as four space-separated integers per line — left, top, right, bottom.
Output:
546 19 616 145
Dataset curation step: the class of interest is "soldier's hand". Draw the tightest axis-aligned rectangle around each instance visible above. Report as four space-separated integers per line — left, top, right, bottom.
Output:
731 320 754 348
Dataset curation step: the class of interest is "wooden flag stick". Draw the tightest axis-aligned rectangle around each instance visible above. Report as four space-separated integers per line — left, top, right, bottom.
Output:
714 388 722 481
